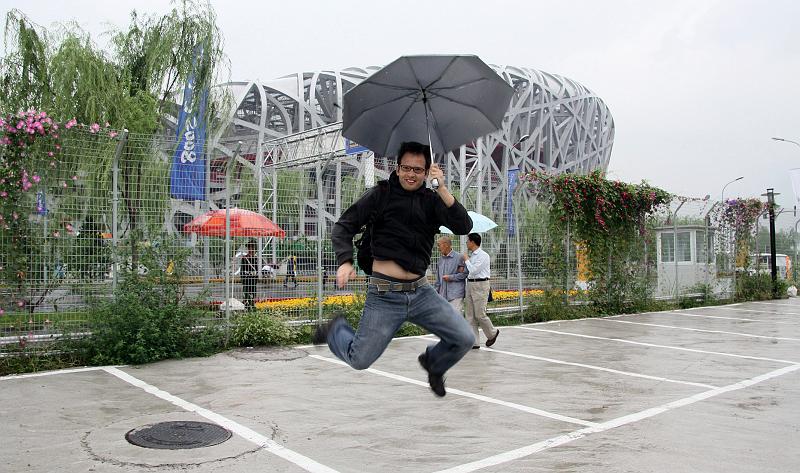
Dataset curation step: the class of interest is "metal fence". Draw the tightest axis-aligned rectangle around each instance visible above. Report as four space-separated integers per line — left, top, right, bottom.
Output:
1 126 793 354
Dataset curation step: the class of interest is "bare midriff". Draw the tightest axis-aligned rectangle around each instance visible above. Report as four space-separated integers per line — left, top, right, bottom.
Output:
372 259 422 280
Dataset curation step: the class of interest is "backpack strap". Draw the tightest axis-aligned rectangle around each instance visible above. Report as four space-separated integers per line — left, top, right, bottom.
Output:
365 180 390 229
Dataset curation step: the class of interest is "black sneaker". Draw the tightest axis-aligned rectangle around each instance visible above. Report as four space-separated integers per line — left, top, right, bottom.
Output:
485 329 500 347
418 352 446 397
312 313 345 345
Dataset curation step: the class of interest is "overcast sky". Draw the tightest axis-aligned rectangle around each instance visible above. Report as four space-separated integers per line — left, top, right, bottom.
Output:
4 0 800 227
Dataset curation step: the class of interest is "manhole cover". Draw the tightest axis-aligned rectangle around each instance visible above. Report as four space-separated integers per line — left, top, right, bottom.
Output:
125 421 232 449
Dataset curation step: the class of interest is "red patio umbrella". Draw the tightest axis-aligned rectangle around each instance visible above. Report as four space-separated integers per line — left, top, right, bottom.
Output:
183 209 285 238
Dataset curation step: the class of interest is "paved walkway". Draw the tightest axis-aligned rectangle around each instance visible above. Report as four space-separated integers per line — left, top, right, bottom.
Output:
2 300 799 472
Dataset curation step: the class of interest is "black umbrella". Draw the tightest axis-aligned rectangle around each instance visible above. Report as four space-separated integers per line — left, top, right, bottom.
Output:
342 55 514 157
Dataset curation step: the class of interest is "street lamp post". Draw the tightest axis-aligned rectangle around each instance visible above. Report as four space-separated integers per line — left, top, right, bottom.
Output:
505 134 529 279
721 176 744 204
720 176 743 296
772 137 800 149
511 180 526 319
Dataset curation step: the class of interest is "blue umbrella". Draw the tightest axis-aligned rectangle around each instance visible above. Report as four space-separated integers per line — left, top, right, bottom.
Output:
439 211 497 234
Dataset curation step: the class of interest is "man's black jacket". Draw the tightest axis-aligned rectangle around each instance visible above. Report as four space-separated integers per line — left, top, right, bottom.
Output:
331 172 472 276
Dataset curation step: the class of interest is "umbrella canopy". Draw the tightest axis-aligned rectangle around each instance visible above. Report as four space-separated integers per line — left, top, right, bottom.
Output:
343 55 514 156
440 211 498 234
183 209 285 238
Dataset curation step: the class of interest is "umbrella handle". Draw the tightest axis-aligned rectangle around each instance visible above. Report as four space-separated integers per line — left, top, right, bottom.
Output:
423 95 440 190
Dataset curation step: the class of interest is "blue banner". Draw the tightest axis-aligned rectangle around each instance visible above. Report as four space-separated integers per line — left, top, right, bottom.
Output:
36 191 47 215
170 44 207 201
345 139 369 155
507 168 519 235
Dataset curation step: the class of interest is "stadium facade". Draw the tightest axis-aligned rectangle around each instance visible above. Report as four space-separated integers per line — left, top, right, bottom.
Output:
166 64 615 240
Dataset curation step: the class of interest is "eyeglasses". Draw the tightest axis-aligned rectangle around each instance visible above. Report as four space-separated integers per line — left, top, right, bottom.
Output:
398 164 427 175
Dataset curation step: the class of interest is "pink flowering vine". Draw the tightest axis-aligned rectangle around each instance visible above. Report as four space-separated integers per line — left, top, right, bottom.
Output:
522 170 672 309
0 108 120 315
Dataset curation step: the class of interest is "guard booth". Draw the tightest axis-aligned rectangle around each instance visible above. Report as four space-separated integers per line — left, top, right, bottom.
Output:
655 224 717 297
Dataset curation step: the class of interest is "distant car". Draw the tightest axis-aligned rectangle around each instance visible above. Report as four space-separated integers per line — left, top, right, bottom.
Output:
748 253 791 279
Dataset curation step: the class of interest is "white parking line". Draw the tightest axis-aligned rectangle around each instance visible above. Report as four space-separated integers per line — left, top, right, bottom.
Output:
597 318 800 342
688 306 800 317
751 301 800 308
433 363 800 473
308 354 598 428
652 311 798 325
102 367 340 473
391 334 714 387
512 326 798 364
0 366 109 380
481 347 716 389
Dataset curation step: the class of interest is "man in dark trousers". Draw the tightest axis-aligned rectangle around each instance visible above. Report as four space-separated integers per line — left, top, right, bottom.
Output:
241 239 259 309
315 141 474 397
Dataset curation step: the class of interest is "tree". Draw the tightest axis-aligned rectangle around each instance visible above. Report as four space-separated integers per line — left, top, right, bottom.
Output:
0 2 230 310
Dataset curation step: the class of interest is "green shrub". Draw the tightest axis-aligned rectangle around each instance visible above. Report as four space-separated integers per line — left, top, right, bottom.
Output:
679 283 716 309
396 322 428 337
333 296 366 329
79 294 221 365
230 310 298 346
520 289 597 323
678 295 701 309
75 241 223 365
736 273 788 301
0 346 85 376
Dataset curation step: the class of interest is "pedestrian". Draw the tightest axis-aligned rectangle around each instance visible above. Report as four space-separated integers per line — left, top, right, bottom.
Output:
315 141 474 397
284 254 298 288
463 233 499 347
241 239 259 309
434 235 469 317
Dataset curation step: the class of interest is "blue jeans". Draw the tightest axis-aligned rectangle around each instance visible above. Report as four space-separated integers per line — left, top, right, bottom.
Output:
326 282 474 375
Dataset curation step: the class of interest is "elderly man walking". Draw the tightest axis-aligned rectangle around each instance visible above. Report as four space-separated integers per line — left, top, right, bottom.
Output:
435 236 468 314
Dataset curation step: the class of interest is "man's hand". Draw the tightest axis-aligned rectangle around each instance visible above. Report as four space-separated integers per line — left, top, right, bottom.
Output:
429 163 455 207
429 163 445 188
336 262 356 289
443 274 451 282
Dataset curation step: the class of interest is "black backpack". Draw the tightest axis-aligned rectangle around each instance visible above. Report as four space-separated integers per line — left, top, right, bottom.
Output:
354 180 390 275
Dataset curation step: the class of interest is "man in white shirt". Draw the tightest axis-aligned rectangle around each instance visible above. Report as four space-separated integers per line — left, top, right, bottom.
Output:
463 233 499 348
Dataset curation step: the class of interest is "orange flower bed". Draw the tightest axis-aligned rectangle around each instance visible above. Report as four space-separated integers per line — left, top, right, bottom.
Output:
491 289 545 301
249 290 568 310
254 294 361 311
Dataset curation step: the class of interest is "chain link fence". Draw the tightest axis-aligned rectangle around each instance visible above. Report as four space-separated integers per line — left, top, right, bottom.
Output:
1 127 792 354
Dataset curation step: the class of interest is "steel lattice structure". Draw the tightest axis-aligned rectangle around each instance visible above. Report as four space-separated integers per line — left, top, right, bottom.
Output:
166 65 615 244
